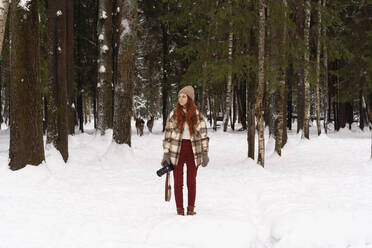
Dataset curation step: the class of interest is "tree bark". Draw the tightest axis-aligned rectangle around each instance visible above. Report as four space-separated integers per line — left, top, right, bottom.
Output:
113 0 137 145
0 0 10 54
66 0 75 135
256 0 266 166
97 0 113 135
9 0 44 170
223 0 233 132
315 0 322 136
296 0 304 134
322 0 328 134
161 21 168 132
47 0 69 162
275 0 287 156
303 0 311 139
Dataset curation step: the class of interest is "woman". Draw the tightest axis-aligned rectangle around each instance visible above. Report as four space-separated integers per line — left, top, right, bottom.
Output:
162 85 210 216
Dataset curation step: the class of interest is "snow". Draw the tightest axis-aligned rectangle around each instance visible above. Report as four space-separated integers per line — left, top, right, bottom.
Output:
0 122 372 248
101 11 107 19
18 0 31 11
120 19 130 41
101 45 109 53
99 65 106 73
98 34 104 41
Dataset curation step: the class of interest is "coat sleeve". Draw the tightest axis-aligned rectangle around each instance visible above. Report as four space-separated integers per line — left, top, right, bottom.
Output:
199 114 209 152
162 112 173 154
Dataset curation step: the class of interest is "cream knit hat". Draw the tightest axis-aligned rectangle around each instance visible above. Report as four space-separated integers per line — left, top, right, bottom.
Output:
178 85 195 102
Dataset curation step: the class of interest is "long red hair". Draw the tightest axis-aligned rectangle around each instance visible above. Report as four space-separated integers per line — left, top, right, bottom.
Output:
174 96 197 136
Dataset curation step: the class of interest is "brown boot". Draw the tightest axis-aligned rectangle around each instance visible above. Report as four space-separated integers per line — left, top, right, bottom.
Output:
187 206 196 215
177 208 185 216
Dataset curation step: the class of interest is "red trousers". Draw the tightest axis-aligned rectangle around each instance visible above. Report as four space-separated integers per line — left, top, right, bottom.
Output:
173 139 198 209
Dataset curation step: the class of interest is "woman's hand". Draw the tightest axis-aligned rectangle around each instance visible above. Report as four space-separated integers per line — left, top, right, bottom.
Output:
161 153 171 167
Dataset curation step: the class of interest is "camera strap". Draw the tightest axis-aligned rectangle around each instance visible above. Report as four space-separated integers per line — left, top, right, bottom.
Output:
165 172 171 202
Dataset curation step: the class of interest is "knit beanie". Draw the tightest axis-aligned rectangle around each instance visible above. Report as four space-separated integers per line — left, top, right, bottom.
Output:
178 85 195 102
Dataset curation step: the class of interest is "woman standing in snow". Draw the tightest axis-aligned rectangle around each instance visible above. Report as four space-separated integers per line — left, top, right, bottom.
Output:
162 86 210 216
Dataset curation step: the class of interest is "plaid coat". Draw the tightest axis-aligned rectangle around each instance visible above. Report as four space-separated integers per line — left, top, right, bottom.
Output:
162 109 209 167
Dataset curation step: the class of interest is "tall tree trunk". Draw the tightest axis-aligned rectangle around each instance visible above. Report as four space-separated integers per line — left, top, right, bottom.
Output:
66 0 75 135
2 12 9 126
212 92 217 131
76 0 84 133
0 11 10 128
296 0 304 134
161 21 168 132
275 0 287 156
201 23 212 114
315 0 322 136
47 0 69 162
223 0 233 132
9 0 44 170
97 0 113 135
256 0 265 166
0 0 10 54
113 0 137 145
248 74 256 160
238 81 247 130
303 0 311 139
322 0 328 134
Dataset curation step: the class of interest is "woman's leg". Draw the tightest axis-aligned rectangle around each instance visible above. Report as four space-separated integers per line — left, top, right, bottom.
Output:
173 141 187 209
185 141 197 208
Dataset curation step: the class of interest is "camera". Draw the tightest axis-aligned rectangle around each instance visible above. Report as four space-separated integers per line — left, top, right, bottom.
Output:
156 160 174 177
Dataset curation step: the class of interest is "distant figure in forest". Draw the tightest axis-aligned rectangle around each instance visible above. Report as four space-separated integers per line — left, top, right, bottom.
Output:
161 85 210 216
135 118 145 136
147 116 154 133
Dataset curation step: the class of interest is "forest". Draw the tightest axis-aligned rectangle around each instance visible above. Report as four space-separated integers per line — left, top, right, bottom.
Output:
0 0 370 170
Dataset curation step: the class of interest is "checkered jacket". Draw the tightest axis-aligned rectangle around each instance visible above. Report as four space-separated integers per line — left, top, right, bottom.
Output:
162 109 209 167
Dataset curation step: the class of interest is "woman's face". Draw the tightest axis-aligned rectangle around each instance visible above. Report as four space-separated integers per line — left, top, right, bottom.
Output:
178 93 188 106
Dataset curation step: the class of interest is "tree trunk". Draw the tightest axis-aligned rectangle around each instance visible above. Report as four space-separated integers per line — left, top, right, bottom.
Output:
303 0 311 139
76 0 84 133
223 0 233 132
296 0 304 134
47 0 69 162
66 0 75 135
161 21 168 132
212 92 217 131
97 0 113 135
9 0 44 170
113 0 137 145
1 2 10 126
256 0 265 166
0 0 10 54
322 0 328 134
248 75 256 160
275 0 287 156
315 0 322 136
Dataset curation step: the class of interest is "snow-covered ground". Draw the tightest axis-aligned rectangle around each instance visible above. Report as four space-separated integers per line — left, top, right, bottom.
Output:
0 120 371 248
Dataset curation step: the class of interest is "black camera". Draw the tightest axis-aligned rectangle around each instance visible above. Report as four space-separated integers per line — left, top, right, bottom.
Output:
156 160 174 177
